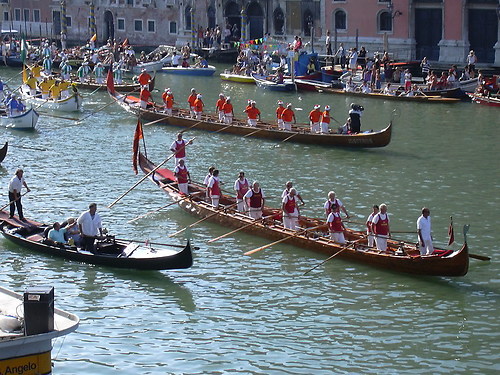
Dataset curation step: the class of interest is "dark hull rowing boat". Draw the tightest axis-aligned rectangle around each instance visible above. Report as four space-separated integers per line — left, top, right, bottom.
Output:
139 153 469 277
73 79 140 93
108 88 392 148
0 211 192 270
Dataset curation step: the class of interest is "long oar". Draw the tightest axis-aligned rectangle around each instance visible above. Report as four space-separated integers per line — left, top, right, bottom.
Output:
207 214 275 243
108 137 195 208
144 115 171 126
244 224 325 256
168 202 238 238
78 99 119 123
9 144 47 151
128 191 203 223
213 122 235 134
113 238 199 250
0 191 29 211
243 128 264 138
37 111 80 121
462 224 490 261
303 237 365 275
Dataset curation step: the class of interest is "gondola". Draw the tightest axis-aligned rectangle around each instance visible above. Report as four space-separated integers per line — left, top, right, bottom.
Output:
138 154 469 277
108 87 392 148
0 212 193 271
317 86 462 103
0 142 7 162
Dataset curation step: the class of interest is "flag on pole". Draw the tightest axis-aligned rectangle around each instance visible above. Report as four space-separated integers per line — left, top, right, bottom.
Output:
121 38 129 47
106 65 115 94
22 64 27 83
20 38 28 64
448 217 455 246
90 33 97 42
132 119 144 174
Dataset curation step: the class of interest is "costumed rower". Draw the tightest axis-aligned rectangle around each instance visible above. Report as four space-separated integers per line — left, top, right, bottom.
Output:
282 188 300 230
323 191 349 218
244 181 265 220
282 103 296 131
174 159 191 195
417 207 434 255
327 203 346 244
309 104 322 133
222 97 234 124
348 103 364 133
234 171 250 212
93 62 105 84
281 181 305 205
275 100 285 130
244 100 260 127
216 93 226 122
8 168 30 221
77 62 91 83
169 132 192 166
139 85 153 109
320 105 331 134
162 88 174 116
372 203 390 252
193 94 204 120
137 68 152 88
204 166 215 202
207 169 222 208
366 204 379 248
187 88 197 118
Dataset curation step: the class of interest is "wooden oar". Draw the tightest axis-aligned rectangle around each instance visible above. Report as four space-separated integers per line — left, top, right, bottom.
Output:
0 191 29 211
469 253 491 261
78 99 119 123
244 224 325 256
128 191 202 223
37 111 80 121
303 237 365 275
242 128 264 138
213 123 235 134
113 238 199 250
9 144 47 151
179 120 204 133
108 137 195 208
168 202 238 238
206 214 274 243
144 115 171 126
280 132 300 143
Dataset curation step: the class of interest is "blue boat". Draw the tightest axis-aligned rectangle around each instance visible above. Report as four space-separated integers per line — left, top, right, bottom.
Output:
160 65 216 76
252 74 297 92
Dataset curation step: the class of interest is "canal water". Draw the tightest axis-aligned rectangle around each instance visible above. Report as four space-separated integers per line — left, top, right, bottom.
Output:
0 65 498 374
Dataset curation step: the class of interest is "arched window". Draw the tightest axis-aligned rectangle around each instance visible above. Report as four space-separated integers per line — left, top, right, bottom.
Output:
334 10 346 31
379 11 392 32
303 10 313 36
185 6 192 30
273 7 284 35
207 6 216 29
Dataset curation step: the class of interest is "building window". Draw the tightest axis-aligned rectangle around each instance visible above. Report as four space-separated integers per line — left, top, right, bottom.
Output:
66 16 72 27
147 20 155 32
117 18 125 31
127 0 133 4
379 11 392 32
134 19 143 32
169 21 177 34
33 9 40 22
334 10 346 31
185 6 192 30
273 7 284 35
3 11 8 21
14 8 21 21
23 9 29 22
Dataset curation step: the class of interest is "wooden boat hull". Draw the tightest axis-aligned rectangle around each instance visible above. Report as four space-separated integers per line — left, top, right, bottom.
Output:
0 108 39 129
21 87 83 112
139 154 469 277
160 65 216 76
73 80 140 93
467 93 500 107
109 90 392 148
220 73 255 84
0 142 7 162
318 87 461 103
0 212 193 270
253 74 297 91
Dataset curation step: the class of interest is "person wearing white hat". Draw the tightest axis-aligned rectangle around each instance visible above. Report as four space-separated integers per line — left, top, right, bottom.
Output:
309 104 322 133
193 93 204 120
244 181 265 219
281 103 296 131
162 88 174 115
244 100 260 127
275 100 285 130
187 88 197 118
282 188 300 230
93 62 105 84
216 93 226 122
137 69 152 88
320 105 331 134
222 97 234 124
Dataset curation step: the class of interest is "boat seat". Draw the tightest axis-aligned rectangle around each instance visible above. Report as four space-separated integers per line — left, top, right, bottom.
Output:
27 234 44 242
119 243 140 258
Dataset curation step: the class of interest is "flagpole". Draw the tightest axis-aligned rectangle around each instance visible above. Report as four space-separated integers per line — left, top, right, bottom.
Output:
139 111 148 158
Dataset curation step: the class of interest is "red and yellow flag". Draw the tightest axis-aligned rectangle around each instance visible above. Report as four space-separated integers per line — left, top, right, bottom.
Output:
132 120 143 174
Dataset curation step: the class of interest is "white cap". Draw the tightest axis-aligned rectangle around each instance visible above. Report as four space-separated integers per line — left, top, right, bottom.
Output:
166 90 172 94
325 105 331 111
226 96 230 101
277 100 283 105
219 93 225 97
286 103 292 108
197 94 202 98
314 104 320 109
191 88 196 92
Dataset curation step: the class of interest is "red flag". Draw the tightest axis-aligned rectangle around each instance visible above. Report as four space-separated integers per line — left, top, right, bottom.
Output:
448 220 455 246
121 38 129 47
106 65 115 94
132 120 143 174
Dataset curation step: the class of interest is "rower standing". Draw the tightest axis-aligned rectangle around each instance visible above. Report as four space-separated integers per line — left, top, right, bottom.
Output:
348 103 364 134
169 133 192 166
244 101 260 127
281 103 296 131
282 188 300 230
162 88 174 115
137 68 152 88
193 94 204 120
204 166 215 202
234 171 250 212
320 105 331 134
327 203 346 244
366 205 379 247
372 203 390 252
309 104 322 133
281 181 305 205
244 182 265 219
174 159 191 195
222 97 234 124
276 100 285 130
139 86 153 109
216 93 226 122
324 191 349 218
187 88 197 118
207 170 222 208
417 207 434 255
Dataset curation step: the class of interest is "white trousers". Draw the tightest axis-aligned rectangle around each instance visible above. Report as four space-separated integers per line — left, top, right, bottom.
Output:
283 215 298 230
218 111 224 122
178 182 189 195
195 111 202 120
283 121 292 131
248 207 262 219
211 195 220 208
247 118 257 127
367 232 375 247
224 114 233 124
310 122 320 133
320 122 329 134
419 237 434 255
277 119 284 129
164 107 172 116
375 235 388 251
236 199 245 212
330 232 346 244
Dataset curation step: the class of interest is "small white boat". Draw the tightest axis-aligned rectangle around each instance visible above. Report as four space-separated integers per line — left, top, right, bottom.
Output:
458 78 479 93
131 54 171 74
220 72 255 84
20 86 82 112
160 65 216 76
0 107 39 129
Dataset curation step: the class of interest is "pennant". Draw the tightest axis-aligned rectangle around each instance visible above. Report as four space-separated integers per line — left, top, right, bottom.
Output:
20 38 28 64
132 120 143 174
106 65 115 94
121 38 129 47
90 33 97 42
447 219 455 246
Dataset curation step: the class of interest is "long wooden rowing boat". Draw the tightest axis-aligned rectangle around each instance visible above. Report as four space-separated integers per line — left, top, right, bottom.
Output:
20 87 83 112
253 74 297 91
138 153 469 277
317 86 462 103
0 211 193 270
108 88 392 148
72 79 141 93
